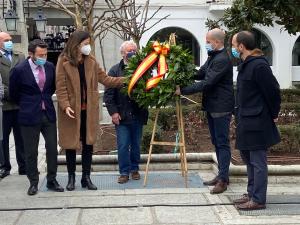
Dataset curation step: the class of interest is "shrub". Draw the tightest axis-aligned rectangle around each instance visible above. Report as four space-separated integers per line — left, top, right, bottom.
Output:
271 124 300 153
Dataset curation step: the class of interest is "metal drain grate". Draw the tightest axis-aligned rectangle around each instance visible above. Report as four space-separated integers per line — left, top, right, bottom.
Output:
227 195 300 216
40 172 204 192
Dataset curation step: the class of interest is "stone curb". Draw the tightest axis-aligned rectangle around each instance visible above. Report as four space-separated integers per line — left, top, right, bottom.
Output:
57 152 300 175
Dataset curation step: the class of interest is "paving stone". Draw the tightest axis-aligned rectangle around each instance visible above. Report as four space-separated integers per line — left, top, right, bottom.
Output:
154 206 219 224
80 208 153 225
0 211 21 225
16 209 80 225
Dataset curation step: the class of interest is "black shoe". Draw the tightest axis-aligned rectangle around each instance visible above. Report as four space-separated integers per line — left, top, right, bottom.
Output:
0 169 10 179
18 170 26 175
81 175 97 190
27 184 38 196
66 174 75 191
47 180 64 192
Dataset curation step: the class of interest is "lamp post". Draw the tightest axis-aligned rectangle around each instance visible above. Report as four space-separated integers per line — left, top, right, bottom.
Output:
34 8 47 33
4 8 19 31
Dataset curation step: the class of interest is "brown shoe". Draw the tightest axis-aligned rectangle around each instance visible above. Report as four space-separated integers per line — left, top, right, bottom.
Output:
233 193 250 204
203 177 229 186
210 180 227 194
118 175 129 184
131 171 141 180
203 176 219 186
236 200 266 211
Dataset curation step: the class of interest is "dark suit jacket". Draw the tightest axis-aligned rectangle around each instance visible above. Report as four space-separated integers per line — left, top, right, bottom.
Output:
181 49 234 113
0 51 25 111
9 59 56 126
235 56 281 151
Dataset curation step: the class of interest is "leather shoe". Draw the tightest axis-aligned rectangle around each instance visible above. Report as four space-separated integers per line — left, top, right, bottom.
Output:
47 180 64 192
27 184 38 196
118 175 129 184
18 170 26 175
66 174 75 191
203 177 229 186
236 200 266 211
81 174 97 190
131 171 140 180
0 169 10 179
210 180 227 194
233 193 250 204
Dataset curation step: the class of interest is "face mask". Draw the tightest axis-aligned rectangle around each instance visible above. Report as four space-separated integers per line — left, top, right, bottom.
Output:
81 44 91 56
205 43 214 52
3 41 13 52
34 57 46 66
126 51 136 59
231 47 240 58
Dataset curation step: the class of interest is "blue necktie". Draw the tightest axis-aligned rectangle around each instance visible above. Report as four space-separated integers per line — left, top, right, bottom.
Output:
4 51 11 62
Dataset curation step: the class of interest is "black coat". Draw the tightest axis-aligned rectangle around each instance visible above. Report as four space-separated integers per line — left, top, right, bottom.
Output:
181 49 234 113
235 56 281 151
103 60 148 125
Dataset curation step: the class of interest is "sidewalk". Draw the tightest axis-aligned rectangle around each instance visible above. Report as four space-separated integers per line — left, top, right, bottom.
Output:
1 135 300 225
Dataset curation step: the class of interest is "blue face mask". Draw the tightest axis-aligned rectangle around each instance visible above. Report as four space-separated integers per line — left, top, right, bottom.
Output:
3 41 13 52
126 51 136 59
231 47 240 58
205 43 214 52
34 57 47 66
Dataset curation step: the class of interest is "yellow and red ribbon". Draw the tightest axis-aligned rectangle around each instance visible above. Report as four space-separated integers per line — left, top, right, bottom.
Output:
128 41 170 96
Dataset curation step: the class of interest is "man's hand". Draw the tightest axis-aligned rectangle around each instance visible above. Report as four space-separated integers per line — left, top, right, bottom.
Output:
65 107 75 119
175 85 181 96
112 113 121 125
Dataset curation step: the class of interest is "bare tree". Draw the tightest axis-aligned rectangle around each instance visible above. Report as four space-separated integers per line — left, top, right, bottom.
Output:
41 0 128 50
105 0 170 49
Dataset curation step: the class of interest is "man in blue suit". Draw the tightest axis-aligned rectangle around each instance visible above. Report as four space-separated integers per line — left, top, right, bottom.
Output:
9 39 64 195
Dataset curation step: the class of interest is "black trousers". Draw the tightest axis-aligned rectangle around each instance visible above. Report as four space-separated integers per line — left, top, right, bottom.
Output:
1 110 25 172
21 113 58 185
66 110 93 176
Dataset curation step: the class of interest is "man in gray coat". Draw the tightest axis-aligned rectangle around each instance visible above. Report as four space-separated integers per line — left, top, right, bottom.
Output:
0 32 26 178
0 74 4 166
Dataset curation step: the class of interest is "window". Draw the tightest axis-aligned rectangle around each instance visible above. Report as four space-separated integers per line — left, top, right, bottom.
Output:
293 36 300 66
252 29 273 65
149 27 200 66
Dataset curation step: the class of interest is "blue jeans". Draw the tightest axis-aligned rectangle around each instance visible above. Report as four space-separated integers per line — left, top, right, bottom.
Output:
115 119 143 176
207 112 231 182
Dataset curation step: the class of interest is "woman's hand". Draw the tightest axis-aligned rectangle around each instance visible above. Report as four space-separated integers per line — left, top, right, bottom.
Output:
65 107 75 119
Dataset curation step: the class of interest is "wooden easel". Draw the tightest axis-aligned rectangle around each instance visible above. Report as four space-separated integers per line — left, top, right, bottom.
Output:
143 98 188 187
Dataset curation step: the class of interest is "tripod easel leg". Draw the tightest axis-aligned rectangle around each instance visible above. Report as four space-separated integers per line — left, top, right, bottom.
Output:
143 110 159 187
179 100 188 187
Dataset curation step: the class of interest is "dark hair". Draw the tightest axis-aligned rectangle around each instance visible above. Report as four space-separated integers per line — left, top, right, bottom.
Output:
236 31 256 50
61 30 91 66
28 39 48 53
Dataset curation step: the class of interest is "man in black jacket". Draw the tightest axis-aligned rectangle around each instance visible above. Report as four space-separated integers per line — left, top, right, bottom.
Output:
176 28 234 194
104 41 148 184
231 31 281 210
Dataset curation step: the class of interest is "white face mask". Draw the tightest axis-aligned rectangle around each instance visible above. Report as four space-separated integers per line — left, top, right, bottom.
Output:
80 44 91 56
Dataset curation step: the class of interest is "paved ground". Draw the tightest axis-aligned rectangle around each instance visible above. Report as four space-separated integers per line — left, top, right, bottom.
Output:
1 135 300 225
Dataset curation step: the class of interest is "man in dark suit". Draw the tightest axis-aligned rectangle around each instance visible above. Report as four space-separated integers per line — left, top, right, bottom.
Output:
231 31 281 210
176 28 234 194
9 39 64 195
0 31 26 178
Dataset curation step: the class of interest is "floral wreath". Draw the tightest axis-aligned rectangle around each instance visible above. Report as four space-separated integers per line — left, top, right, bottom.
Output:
123 41 196 108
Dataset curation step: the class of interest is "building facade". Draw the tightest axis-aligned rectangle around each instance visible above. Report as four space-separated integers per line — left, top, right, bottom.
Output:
0 0 299 88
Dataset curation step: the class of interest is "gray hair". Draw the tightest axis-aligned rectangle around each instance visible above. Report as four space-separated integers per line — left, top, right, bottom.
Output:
120 40 137 55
